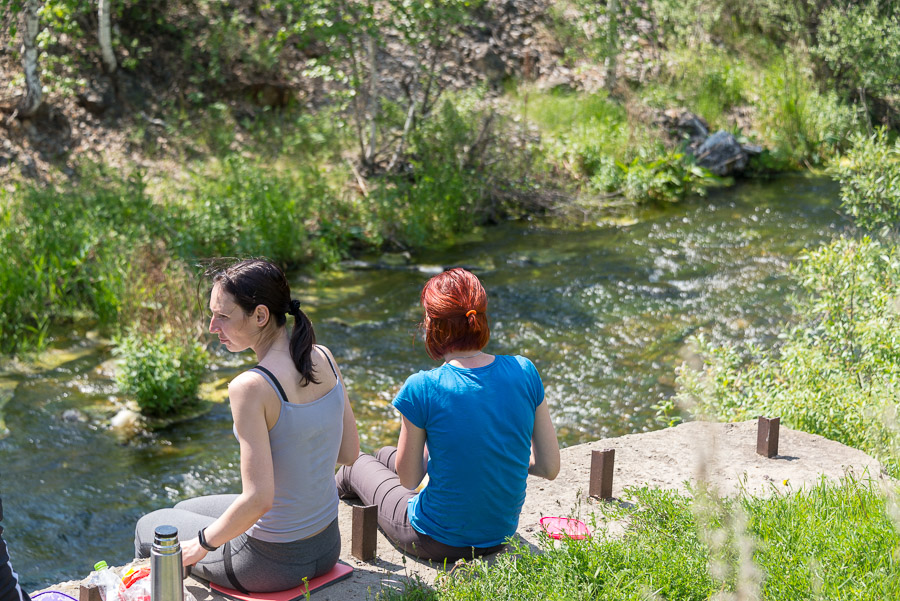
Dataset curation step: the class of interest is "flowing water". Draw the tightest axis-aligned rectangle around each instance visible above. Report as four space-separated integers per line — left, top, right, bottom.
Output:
0 174 846 590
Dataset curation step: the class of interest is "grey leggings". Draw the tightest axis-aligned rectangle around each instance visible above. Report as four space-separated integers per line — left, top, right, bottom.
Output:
335 447 505 563
134 495 340 593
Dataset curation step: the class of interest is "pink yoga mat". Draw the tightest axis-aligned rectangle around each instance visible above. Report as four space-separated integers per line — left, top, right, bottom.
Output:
210 563 353 601
540 516 591 540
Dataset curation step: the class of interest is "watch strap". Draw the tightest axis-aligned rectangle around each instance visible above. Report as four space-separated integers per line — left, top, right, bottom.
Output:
198 527 219 552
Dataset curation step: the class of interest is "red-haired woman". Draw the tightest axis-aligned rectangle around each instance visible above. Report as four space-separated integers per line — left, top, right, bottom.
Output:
336 268 560 562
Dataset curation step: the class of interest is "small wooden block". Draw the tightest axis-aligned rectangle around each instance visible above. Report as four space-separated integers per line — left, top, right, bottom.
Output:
79 584 102 601
351 504 378 561
757 416 780 458
589 448 615 500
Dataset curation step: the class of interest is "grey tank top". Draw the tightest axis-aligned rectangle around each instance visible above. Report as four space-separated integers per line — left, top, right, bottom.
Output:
239 348 344 542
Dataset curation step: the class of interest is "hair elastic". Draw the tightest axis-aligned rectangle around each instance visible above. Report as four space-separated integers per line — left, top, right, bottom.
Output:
466 310 477 317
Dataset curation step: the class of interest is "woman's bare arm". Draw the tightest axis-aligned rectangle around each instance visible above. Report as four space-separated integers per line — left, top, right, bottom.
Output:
528 401 560 480
395 415 427 489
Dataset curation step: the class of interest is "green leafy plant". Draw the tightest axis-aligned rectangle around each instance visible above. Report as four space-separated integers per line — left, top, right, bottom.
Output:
114 329 208 417
829 129 900 233
815 1 900 119
591 146 718 204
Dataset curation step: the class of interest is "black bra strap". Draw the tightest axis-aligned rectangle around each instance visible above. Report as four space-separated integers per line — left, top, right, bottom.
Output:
251 365 289 404
317 344 338 378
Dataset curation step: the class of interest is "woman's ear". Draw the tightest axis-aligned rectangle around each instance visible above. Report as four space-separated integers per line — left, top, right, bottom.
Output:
255 305 270 328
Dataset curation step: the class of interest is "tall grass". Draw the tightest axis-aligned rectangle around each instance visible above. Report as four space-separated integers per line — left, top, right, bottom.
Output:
516 87 718 204
380 478 900 600
0 169 160 352
1 90 537 355
516 87 632 179
169 154 359 267
754 54 860 167
369 95 518 248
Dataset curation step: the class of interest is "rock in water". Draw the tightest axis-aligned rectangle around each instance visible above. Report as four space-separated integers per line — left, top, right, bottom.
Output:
695 130 748 176
110 407 141 434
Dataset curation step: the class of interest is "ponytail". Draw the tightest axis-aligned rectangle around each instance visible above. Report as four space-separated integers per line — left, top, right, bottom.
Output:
288 301 319 386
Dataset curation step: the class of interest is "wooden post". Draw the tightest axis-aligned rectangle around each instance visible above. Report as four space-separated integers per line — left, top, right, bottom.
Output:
589 449 615 500
757 416 780 458
352 504 378 561
79 584 102 601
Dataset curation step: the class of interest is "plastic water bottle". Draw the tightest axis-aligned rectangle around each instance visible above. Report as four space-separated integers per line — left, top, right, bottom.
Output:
150 525 183 601
90 560 123 601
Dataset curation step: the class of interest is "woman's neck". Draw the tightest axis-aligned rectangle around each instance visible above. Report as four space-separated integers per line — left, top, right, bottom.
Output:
443 349 492 368
254 328 290 363
443 350 483 361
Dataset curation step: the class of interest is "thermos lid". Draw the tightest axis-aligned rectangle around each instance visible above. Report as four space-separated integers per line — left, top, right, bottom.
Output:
153 525 179 542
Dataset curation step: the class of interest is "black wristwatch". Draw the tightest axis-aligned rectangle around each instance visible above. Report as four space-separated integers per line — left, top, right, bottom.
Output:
198 527 219 552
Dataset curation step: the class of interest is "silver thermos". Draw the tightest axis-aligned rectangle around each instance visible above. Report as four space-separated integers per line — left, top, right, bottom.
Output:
150 525 184 601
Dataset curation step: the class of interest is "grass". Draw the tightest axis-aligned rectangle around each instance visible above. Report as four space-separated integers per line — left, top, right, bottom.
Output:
513 86 635 180
379 477 900 600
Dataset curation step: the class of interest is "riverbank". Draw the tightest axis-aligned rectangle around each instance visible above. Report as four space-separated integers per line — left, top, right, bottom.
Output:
33 419 886 600
0 0 873 363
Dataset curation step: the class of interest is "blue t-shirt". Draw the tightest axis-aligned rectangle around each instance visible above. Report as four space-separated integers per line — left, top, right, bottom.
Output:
392 354 544 548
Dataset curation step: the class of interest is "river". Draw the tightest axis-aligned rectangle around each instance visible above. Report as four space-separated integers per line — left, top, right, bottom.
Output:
0 174 845 590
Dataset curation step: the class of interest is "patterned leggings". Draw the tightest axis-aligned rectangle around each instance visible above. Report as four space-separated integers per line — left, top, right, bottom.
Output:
334 447 504 563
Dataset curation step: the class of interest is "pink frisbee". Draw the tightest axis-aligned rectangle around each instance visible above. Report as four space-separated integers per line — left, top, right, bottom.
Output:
540 516 591 540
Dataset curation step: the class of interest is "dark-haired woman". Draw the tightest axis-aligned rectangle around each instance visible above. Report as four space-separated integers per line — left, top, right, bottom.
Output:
134 259 359 593
0 498 30 601
336 268 559 563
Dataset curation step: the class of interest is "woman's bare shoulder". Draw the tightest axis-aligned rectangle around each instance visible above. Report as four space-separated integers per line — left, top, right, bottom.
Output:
228 369 274 400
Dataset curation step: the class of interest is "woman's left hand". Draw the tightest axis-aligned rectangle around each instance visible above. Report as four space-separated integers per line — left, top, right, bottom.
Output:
181 537 209 567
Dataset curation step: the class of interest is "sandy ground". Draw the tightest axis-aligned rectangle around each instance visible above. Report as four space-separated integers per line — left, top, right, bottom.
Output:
36 420 888 600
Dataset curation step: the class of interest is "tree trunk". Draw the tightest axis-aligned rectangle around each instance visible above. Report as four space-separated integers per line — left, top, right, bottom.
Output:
604 0 618 94
19 0 43 117
98 0 117 73
364 34 377 166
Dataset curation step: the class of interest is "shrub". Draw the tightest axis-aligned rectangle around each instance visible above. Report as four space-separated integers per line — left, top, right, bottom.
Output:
370 95 529 248
814 2 900 110
114 329 208 418
829 129 900 233
675 236 900 475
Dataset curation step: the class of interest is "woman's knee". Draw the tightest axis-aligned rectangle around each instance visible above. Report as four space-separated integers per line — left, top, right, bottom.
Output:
375 446 398 470
173 494 237 516
134 509 168 558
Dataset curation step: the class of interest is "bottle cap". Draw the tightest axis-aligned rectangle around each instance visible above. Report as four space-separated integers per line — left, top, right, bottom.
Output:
94 560 108 571
152 524 181 553
153 525 178 540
